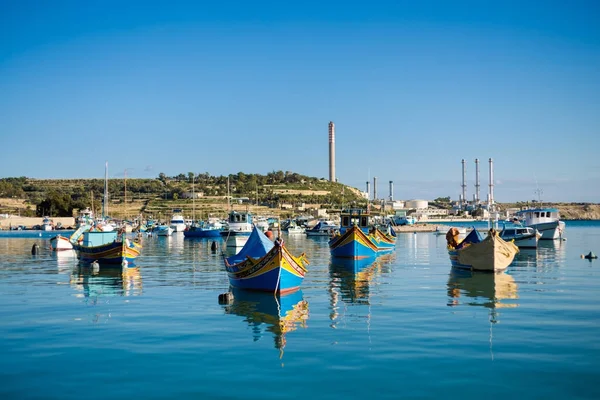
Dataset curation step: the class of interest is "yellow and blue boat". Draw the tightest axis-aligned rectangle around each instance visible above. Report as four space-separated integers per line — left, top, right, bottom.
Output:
328 208 396 259
223 227 309 293
73 229 142 265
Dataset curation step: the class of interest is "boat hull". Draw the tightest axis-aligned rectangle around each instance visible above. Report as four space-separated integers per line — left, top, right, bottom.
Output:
156 227 174 236
529 221 565 240
225 245 308 294
184 228 222 238
501 232 539 248
448 231 519 272
329 226 395 259
50 235 73 251
170 223 186 232
75 238 142 265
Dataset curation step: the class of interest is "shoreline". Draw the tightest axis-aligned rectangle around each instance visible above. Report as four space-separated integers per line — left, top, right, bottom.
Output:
0 216 76 230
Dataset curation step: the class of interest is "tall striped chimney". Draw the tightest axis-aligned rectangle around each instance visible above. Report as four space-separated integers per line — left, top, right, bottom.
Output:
366 181 370 199
328 121 335 182
389 180 393 201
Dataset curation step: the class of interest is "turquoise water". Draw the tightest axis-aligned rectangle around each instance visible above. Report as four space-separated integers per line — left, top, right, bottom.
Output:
1 221 599 399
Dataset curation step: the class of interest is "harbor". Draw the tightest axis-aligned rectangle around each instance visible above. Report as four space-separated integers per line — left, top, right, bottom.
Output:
0 220 598 399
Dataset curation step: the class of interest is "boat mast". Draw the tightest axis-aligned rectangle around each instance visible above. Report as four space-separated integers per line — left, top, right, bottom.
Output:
124 168 127 220
103 161 109 219
192 175 195 222
227 175 231 212
488 158 497 230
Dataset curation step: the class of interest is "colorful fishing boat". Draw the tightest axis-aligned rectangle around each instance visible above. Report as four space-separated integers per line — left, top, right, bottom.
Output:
223 289 309 358
223 227 309 293
447 228 519 272
328 208 396 259
73 230 142 265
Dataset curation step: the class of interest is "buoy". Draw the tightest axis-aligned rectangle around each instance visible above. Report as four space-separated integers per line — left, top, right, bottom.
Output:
265 231 274 240
582 251 598 260
91 260 100 271
218 292 234 304
211 241 218 251
31 243 40 255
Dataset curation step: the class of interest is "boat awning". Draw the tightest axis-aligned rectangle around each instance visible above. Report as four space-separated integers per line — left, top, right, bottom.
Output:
226 227 274 265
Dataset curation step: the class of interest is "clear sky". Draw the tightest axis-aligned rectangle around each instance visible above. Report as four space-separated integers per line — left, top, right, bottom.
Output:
1 0 599 203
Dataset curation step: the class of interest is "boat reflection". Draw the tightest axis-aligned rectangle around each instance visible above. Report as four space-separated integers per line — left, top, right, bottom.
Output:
328 254 394 328
329 257 380 305
447 268 519 322
223 289 309 358
70 265 143 299
54 249 78 274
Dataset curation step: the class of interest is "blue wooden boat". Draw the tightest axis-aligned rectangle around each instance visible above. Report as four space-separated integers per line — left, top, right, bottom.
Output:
223 227 309 293
328 208 396 259
223 289 309 357
73 229 142 265
184 220 223 238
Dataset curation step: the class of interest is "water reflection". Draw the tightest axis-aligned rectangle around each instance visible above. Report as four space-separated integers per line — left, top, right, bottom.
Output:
447 268 519 322
70 265 143 299
54 249 78 274
328 255 394 328
223 289 309 359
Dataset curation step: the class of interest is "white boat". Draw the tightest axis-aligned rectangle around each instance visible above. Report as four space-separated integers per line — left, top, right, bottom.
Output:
305 220 339 237
41 216 54 231
499 225 541 248
50 234 73 251
254 216 270 232
156 225 174 236
170 209 187 232
515 208 565 240
286 224 305 235
393 215 416 226
225 235 249 248
221 211 253 237
76 207 95 228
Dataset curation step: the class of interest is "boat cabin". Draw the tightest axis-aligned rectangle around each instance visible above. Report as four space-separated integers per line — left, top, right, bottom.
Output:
340 208 370 234
516 208 560 225
82 231 118 247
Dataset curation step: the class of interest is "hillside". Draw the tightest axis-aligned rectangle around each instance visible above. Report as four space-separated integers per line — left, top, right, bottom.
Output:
0 172 367 220
1 174 598 221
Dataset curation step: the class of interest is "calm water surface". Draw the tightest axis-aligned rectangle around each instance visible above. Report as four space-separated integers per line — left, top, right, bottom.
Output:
1 221 599 399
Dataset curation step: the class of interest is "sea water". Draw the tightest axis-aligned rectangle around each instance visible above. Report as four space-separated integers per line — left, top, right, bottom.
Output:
0 221 599 399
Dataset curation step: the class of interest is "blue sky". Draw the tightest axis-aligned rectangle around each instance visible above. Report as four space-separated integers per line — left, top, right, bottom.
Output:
1 1 599 202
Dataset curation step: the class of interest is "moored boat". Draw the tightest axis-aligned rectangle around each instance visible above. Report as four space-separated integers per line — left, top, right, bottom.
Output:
184 220 223 238
73 230 142 265
223 227 309 293
220 210 253 246
156 225 174 236
499 225 541 248
169 209 186 232
41 216 54 231
515 208 565 240
328 208 396 259
305 220 339 237
50 234 73 251
447 228 519 272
